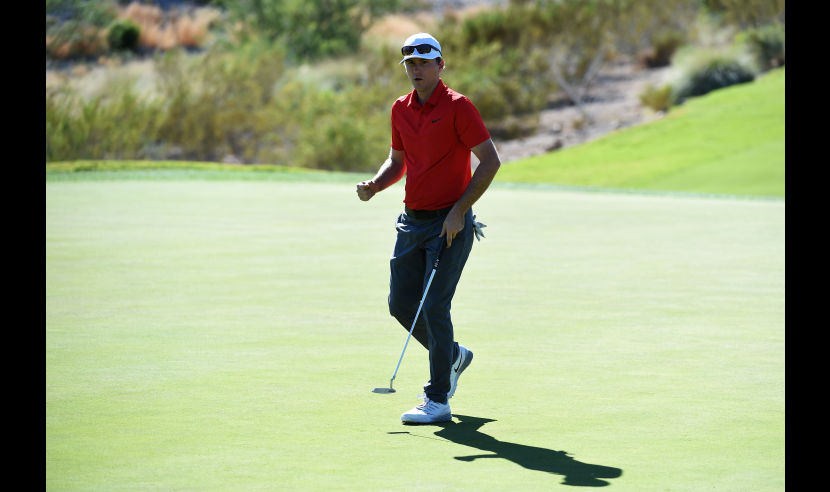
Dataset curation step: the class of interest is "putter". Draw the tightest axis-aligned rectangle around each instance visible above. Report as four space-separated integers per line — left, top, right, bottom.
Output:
373 243 446 394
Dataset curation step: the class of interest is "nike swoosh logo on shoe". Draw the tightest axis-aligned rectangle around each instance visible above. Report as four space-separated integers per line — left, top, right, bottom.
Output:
454 355 462 373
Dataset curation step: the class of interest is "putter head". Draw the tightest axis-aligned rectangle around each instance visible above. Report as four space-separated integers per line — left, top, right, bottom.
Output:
372 377 396 394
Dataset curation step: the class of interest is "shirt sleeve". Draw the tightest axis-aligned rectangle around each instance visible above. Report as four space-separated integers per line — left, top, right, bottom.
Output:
454 97 491 150
391 105 405 151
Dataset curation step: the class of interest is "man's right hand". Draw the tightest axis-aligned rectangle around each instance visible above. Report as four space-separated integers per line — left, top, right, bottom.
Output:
356 180 378 201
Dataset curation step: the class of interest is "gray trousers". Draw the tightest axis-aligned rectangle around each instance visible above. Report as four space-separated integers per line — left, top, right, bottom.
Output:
388 207 474 404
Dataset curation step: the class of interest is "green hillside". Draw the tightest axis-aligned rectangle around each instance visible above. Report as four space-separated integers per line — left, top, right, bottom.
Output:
496 68 785 198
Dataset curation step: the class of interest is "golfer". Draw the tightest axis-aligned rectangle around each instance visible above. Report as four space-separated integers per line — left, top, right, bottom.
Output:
356 33 501 423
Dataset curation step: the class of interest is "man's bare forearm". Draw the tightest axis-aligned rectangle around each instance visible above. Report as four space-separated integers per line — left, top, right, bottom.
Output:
450 139 501 216
370 155 406 192
356 149 406 201
440 139 501 247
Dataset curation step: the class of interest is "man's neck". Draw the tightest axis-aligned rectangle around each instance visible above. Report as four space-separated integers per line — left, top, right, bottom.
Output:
416 80 441 106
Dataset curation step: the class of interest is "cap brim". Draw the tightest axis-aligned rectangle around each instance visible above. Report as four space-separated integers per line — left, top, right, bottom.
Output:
399 51 442 64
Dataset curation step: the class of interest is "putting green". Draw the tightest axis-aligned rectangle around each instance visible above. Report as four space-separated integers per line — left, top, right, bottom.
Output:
46 179 784 490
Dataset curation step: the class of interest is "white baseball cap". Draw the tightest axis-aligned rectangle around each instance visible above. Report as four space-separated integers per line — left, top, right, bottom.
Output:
399 33 442 64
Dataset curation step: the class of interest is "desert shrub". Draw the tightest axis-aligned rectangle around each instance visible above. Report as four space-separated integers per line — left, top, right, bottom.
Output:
46 0 118 59
437 40 554 138
640 29 686 68
701 0 785 29
46 26 110 60
736 22 784 71
154 41 288 162
83 88 165 159
173 9 220 47
107 19 140 51
452 5 528 49
638 83 674 112
120 2 167 49
672 47 755 102
118 2 220 51
45 82 164 161
453 58 549 135
610 0 700 58
46 88 85 161
292 103 386 171
219 0 404 61
363 43 414 98
46 38 407 167
276 47 405 170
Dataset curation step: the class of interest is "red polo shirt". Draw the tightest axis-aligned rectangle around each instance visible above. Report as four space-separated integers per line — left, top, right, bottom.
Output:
391 80 490 211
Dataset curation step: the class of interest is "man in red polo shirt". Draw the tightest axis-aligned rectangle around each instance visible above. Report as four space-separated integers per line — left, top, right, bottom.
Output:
356 33 501 424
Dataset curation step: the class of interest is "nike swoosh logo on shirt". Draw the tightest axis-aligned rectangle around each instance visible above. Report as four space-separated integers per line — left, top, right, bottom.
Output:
432 118 441 123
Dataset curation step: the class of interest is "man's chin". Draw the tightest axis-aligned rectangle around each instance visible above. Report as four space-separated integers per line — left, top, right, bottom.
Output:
410 79 432 91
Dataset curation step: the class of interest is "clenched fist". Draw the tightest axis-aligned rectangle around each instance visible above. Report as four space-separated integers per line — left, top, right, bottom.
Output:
356 180 379 201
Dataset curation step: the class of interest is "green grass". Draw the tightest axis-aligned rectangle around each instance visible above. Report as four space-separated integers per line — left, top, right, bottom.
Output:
496 68 785 198
46 66 785 490
46 178 784 490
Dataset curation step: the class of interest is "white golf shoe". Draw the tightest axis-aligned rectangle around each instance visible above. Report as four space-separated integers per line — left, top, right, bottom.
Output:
401 397 452 424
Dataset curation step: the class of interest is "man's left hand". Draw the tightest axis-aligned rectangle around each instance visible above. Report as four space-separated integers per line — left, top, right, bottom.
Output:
440 210 465 248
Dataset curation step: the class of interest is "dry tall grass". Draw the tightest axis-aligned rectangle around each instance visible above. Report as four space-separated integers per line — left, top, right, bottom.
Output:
361 4 498 49
120 2 221 50
363 13 438 47
46 26 108 60
46 1 221 59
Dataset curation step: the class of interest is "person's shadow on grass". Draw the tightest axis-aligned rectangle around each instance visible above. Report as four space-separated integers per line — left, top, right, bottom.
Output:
398 414 622 487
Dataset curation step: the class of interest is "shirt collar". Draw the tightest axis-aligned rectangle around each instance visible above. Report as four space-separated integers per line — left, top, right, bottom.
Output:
407 79 447 110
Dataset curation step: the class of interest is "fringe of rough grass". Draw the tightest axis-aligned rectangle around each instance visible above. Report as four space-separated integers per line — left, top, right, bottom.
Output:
45 160 365 183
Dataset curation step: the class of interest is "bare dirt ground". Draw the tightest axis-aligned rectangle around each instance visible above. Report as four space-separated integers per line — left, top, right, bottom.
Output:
492 61 673 163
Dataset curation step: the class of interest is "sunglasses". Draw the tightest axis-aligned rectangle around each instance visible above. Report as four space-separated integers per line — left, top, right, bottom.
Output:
401 44 441 56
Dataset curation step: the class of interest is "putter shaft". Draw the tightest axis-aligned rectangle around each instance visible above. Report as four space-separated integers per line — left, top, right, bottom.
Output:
375 245 445 394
